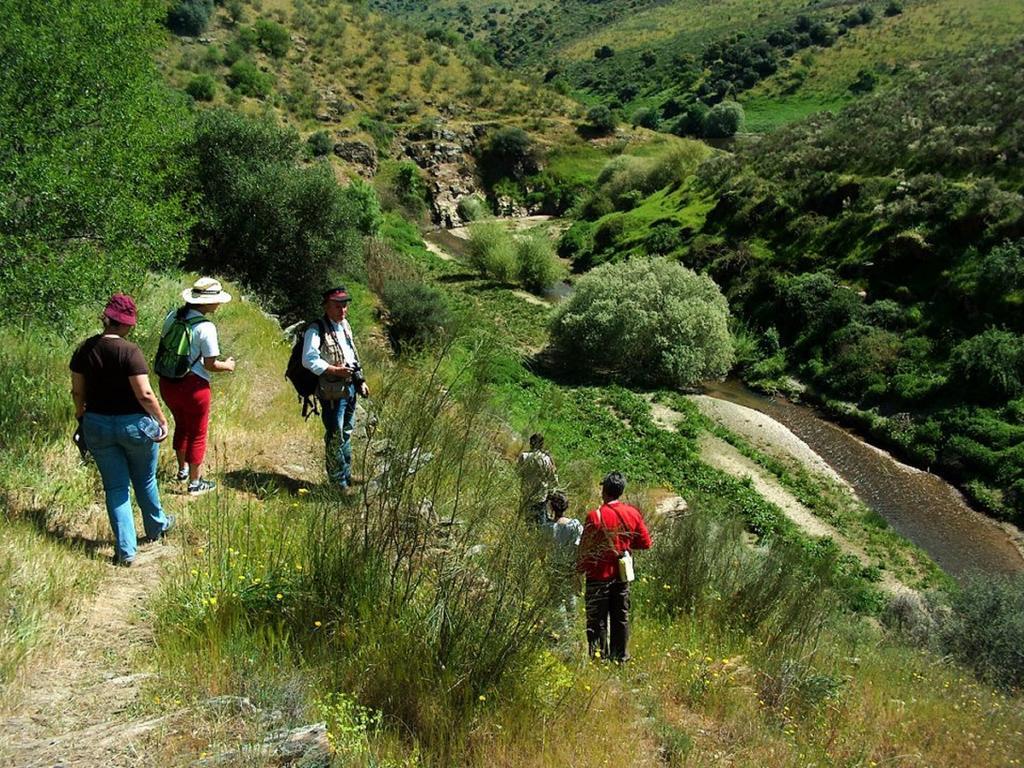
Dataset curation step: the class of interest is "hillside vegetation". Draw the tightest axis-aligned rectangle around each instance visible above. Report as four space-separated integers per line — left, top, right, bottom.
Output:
3 1 1024 765
555 42 1024 523
371 0 1024 137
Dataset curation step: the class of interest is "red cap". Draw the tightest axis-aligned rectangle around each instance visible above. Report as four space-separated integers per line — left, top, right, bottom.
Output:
103 293 137 326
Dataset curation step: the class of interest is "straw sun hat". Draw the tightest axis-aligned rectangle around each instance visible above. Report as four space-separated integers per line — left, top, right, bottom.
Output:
183 277 232 305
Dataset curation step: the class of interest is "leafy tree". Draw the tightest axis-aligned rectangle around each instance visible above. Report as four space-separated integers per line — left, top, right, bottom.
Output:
703 101 745 138
225 0 245 25
594 45 615 60
190 109 374 320
254 18 291 58
379 279 451 351
479 127 537 184
550 258 734 387
306 130 334 157
166 0 214 36
670 101 709 137
631 107 660 130
585 105 616 135
885 1 903 16
227 58 274 97
0 0 193 324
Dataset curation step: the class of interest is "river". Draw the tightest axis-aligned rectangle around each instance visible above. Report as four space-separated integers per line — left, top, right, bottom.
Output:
703 380 1024 579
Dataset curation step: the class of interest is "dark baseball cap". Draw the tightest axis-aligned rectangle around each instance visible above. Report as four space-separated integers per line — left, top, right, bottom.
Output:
323 286 351 303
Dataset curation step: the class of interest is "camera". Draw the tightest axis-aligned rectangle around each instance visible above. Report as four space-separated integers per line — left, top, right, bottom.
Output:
352 362 366 389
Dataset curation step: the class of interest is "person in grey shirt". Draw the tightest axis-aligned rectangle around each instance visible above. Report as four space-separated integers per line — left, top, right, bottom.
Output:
544 490 583 640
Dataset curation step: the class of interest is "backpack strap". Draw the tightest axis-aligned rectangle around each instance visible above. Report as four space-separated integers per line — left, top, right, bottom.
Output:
181 308 211 370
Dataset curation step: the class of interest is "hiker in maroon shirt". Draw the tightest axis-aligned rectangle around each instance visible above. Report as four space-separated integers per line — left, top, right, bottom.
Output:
577 471 652 662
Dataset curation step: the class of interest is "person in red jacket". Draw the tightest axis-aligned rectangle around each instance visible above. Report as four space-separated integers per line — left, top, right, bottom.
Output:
577 471 652 662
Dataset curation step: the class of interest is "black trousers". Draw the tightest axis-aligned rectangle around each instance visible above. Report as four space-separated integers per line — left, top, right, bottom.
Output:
585 578 631 661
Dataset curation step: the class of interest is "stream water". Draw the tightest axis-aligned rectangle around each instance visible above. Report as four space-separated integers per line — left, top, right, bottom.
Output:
703 380 1024 578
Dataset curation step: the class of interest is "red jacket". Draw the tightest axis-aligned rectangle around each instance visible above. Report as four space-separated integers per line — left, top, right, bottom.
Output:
577 500 652 580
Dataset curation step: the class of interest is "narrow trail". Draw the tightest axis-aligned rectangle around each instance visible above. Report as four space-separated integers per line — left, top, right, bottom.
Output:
0 543 182 767
1 342 324 767
648 399 912 596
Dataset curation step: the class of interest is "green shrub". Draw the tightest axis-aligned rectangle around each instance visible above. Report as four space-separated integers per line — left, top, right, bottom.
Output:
558 221 594 265
457 194 490 222
550 258 734 387
466 221 517 283
479 127 538 184
166 0 214 36
585 105 616 135
950 329 1024 403
357 115 394 154
379 279 451 350
306 130 333 157
631 107 660 130
703 101 745 138
185 73 216 101
938 573 1024 690
390 162 426 216
190 109 373 320
515 231 564 294
227 58 274 97
254 18 291 58
0 0 192 324
644 507 843 659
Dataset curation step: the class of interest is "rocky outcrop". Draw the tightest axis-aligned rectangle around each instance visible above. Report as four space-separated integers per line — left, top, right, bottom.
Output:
401 123 482 227
316 89 354 122
333 140 377 176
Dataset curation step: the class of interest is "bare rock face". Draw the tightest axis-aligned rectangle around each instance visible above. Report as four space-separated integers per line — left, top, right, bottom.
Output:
494 194 529 218
401 122 483 227
333 140 378 176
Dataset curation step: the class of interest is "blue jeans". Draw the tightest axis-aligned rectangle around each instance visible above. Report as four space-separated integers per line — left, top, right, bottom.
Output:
320 388 356 487
82 412 169 561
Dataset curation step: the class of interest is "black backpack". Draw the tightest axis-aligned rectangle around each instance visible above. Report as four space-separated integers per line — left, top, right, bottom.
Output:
285 318 325 419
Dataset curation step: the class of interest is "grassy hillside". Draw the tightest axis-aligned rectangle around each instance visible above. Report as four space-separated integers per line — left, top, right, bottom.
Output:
371 0 1024 137
741 0 1024 130
160 0 575 180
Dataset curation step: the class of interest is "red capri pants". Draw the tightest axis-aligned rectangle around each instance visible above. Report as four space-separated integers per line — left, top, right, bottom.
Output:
159 373 212 466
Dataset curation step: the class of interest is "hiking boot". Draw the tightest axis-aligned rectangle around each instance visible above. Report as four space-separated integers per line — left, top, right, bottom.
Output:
112 555 135 567
188 478 216 496
176 465 189 482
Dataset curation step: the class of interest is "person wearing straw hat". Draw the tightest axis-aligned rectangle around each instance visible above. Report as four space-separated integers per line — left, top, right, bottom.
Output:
70 294 175 566
157 277 235 495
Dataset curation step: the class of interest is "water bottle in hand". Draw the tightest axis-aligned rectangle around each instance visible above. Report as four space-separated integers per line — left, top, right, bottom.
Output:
140 416 166 442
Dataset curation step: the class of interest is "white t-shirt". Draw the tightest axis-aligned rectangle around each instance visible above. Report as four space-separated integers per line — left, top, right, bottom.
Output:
162 307 220 381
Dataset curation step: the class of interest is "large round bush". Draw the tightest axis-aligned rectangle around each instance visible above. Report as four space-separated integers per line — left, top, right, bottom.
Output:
550 258 734 387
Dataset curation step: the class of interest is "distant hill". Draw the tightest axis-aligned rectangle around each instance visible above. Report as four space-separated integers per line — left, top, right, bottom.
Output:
160 0 575 179
370 0 1024 134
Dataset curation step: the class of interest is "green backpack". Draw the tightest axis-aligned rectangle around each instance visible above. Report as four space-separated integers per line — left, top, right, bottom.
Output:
154 307 209 379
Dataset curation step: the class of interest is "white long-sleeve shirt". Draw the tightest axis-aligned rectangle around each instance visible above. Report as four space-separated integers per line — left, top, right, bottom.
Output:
301 317 357 376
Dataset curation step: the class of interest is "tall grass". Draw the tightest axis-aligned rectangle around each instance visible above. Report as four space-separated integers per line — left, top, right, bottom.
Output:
0 275 188 685
155 346 569 761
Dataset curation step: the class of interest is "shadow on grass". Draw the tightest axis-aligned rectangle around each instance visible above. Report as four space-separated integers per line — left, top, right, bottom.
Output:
14 501 109 557
222 469 306 499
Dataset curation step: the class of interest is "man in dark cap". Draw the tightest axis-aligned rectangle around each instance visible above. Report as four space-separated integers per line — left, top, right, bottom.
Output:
301 286 369 492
